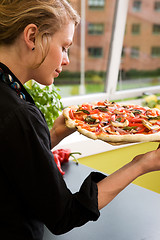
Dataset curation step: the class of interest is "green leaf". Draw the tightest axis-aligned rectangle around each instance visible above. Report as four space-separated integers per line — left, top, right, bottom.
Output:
24 83 63 129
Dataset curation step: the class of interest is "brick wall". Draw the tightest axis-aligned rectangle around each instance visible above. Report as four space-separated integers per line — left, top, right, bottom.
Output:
66 0 160 73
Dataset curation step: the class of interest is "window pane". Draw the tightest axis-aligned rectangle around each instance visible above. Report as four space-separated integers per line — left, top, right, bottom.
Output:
88 0 105 9
132 24 141 34
131 46 140 58
155 1 160 12
151 47 160 57
55 0 116 98
88 23 104 35
153 24 160 34
118 0 160 91
88 47 103 58
132 0 142 12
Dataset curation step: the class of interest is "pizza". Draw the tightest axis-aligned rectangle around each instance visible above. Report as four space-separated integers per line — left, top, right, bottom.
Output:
63 100 160 145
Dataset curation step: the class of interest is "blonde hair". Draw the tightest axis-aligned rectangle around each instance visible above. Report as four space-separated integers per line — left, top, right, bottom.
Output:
0 0 80 65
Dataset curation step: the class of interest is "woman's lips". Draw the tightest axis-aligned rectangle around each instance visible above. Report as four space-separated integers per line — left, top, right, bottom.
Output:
55 68 62 78
55 71 59 78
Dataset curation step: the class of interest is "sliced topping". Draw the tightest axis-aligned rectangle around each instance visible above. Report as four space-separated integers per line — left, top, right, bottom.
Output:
123 126 137 131
145 109 157 116
94 106 108 112
76 108 90 114
149 120 159 124
147 115 160 120
104 100 116 107
104 127 120 135
85 116 98 124
131 109 142 115
127 117 143 123
139 114 148 119
136 126 146 133
130 112 135 118
69 109 75 119
142 119 160 131
116 117 122 122
111 114 116 121
114 109 126 115
111 119 129 128
101 120 110 126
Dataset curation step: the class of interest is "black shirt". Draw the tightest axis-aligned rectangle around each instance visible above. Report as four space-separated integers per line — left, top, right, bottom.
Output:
0 63 105 240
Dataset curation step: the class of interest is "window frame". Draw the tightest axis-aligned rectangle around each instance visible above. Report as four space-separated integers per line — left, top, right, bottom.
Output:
61 0 160 108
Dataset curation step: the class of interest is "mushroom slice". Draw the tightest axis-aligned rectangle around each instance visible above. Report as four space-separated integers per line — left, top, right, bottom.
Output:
114 109 126 115
142 120 160 131
103 127 120 135
149 120 158 124
111 119 129 128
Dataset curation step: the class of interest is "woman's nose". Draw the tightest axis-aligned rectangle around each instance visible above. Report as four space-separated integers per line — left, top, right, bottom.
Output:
62 52 70 66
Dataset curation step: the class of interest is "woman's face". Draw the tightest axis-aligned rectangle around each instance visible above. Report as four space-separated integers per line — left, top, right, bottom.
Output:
32 21 75 86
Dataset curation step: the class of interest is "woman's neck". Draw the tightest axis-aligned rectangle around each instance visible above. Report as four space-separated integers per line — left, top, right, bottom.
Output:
0 43 32 85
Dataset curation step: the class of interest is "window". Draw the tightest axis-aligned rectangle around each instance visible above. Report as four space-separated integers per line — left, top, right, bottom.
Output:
132 24 141 34
131 47 140 58
88 0 105 9
117 0 160 94
151 47 160 57
153 24 160 34
55 0 116 99
132 0 142 12
57 0 160 107
155 1 160 11
88 23 104 35
88 47 103 58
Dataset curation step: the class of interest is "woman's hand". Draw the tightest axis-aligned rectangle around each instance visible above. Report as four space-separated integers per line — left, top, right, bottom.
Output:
50 114 76 149
97 144 160 210
132 144 160 175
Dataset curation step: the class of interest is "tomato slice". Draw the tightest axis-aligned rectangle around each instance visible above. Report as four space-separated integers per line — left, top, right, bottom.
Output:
74 114 84 121
128 123 144 127
97 101 105 106
127 117 143 123
136 127 146 133
90 109 100 115
81 104 92 111
69 109 75 119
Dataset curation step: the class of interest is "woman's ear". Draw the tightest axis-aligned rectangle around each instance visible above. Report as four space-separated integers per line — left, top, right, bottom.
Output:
23 24 38 51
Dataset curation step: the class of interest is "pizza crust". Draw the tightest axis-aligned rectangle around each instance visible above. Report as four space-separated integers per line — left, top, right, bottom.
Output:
63 106 78 129
76 125 160 144
63 105 160 145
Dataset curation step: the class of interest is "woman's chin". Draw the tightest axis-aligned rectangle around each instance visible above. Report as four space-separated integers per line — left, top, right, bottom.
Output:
35 77 54 86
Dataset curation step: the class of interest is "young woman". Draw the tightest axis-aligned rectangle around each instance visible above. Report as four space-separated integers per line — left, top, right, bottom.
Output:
0 0 160 239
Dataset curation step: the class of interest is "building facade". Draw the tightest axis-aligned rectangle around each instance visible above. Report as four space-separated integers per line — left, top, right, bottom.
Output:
66 0 160 74
121 0 160 71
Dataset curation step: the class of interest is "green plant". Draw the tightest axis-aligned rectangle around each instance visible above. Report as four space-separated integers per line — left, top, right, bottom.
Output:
25 82 63 129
